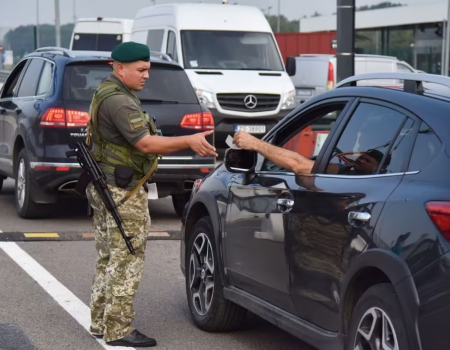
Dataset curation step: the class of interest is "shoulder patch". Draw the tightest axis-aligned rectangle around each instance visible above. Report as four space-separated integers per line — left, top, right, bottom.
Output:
127 112 145 130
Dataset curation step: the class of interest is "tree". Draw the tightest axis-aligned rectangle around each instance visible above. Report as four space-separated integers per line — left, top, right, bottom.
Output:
357 1 404 11
333 1 405 15
265 15 300 33
4 23 74 64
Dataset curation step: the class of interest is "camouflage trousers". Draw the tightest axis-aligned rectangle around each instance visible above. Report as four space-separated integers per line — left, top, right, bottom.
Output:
85 182 150 342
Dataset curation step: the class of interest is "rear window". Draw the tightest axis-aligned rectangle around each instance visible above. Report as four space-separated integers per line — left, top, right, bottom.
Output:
63 63 199 104
72 33 123 51
292 59 328 87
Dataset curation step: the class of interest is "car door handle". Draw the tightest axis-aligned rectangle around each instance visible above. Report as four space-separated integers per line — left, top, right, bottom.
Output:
277 198 294 212
348 211 371 225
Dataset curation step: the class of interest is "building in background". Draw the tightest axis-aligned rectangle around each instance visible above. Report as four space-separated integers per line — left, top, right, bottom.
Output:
299 2 447 75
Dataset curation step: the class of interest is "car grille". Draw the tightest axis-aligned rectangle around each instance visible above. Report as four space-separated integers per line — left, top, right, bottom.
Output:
217 93 280 112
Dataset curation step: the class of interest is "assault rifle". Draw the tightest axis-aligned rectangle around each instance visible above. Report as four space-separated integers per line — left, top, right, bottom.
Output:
66 142 135 255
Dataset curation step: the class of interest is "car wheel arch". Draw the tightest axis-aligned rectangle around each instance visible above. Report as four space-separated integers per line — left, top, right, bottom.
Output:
339 248 420 336
13 135 25 177
185 191 227 286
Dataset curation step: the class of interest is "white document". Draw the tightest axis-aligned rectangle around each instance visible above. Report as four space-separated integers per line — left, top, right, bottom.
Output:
226 135 240 149
147 183 158 200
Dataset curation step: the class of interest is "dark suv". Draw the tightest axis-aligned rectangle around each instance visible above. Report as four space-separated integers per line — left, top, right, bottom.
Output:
0 47 215 218
180 72 450 350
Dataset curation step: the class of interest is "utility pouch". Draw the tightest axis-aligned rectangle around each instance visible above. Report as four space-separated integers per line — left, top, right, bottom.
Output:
114 165 134 189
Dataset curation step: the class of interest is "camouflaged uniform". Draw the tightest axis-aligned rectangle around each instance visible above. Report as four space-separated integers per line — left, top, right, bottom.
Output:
85 74 157 343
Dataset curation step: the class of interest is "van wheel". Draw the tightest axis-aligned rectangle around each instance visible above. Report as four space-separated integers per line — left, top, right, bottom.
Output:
186 217 247 332
172 192 191 217
15 149 45 219
347 283 409 350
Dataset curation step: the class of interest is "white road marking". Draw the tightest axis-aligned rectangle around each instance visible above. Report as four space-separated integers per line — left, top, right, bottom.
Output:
0 242 135 350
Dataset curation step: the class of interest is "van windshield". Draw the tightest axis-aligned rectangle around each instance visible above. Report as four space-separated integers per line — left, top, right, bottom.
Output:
180 30 284 71
72 33 123 51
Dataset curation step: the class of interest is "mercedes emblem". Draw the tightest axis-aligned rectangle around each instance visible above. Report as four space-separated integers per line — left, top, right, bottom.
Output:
244 95 258 109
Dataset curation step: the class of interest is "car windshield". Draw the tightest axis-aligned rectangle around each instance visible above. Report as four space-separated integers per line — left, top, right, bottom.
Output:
72 33 123 51
63 63 199 104
181 30 284 71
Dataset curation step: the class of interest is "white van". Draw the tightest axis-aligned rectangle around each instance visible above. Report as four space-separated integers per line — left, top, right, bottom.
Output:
131 3 298 157
70 17 133 52
290 54 417 104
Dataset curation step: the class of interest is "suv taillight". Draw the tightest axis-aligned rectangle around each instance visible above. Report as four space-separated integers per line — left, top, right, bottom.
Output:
327 61 334 91
426 201 450 242
39 108 89 128
180 112 214 131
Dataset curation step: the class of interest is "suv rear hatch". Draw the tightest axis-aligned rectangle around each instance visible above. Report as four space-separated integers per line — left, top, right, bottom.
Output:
291 56 333 102
60 59 215 168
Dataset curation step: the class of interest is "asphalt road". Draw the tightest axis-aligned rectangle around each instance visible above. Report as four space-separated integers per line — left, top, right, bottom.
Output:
0 178 316 350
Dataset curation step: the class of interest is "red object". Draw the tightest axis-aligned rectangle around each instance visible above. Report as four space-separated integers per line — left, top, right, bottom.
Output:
283 126 330 158
274 32 337 63
180 112 214 131
34 166 70 171
426 202 450 242
39 108 90 128
327 61 335 90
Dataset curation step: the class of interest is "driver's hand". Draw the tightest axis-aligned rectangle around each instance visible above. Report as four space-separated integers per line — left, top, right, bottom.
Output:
233 131 259 151
188 130 218 157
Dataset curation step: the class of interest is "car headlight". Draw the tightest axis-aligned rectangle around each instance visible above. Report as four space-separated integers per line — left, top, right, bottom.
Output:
281 90 299 110
194 88 215 109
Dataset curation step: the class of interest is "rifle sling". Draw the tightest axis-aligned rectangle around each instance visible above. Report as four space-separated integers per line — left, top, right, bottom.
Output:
117 160 158 207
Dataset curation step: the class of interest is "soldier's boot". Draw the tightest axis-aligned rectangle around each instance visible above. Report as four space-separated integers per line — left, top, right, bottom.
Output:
106 329 157 348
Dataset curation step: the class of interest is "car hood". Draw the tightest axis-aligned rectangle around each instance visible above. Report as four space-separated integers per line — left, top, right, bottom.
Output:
185 69 294 95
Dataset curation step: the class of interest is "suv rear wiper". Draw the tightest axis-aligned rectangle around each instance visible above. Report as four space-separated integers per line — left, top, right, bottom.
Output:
140 99 179 104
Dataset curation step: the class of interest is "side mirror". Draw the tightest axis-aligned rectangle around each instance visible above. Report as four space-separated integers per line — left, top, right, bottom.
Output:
286 57 296 77
224 149 257 173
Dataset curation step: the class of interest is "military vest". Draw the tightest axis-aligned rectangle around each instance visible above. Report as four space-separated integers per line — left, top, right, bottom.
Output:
86 80 158 181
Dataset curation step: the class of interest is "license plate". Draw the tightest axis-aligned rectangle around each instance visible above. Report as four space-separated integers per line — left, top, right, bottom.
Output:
296 89 313 96
234 125 266 134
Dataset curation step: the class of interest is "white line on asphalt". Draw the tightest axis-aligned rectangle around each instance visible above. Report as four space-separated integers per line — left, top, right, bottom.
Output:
0 242 135 350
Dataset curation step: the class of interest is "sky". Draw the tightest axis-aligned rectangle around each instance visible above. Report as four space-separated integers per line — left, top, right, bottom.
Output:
0 0 444 29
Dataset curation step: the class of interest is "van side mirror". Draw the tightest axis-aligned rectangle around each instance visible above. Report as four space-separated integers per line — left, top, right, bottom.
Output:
286 57 296 77
224 149 257 173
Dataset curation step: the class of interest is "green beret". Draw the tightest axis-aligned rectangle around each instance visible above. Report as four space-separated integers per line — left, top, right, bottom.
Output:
111 42 150 63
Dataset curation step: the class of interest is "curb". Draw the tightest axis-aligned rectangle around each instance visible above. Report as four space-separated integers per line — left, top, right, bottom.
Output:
0 231 181 241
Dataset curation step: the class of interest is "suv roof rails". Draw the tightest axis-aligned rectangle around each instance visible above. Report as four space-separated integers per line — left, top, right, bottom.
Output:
34 47 73 57
335 72 450 97
150 51 172 62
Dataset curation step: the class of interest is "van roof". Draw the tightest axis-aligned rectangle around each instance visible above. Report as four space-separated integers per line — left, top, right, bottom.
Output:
74 17 134 33
133 3 272 32
297 54 400 61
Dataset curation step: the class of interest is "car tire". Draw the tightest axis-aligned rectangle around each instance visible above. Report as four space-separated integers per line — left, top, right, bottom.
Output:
15 149 46 219
347 283 410 350
172 192 191 218
185 216 247 332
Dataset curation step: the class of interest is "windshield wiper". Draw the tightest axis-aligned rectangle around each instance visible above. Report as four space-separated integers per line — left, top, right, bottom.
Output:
140 99 179 104
239 68 273 71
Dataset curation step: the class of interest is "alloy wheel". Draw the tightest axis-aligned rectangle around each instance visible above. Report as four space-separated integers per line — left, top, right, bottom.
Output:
189 233 214 316
353 307 399 350
17 159 26 209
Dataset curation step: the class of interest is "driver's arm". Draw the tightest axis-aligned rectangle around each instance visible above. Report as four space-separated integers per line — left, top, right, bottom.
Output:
233 131 314 174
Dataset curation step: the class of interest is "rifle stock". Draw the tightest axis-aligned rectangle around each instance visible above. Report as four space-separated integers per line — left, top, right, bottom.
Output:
66 142 135 255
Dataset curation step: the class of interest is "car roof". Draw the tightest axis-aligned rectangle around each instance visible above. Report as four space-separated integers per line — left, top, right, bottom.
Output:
24 47 180 67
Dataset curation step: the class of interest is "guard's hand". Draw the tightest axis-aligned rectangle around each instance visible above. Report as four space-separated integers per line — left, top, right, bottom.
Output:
188 130 218 157
233 131 259 151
